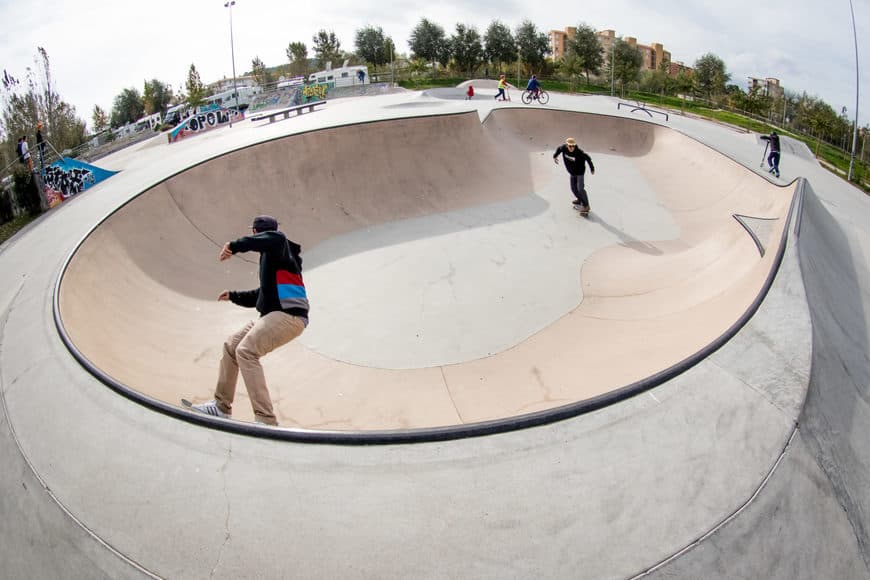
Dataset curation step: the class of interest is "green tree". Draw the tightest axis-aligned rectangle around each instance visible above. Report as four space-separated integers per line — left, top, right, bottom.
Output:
483 20 516 73
251 57 272 86
2 71 37 154
286 42 309 77
142 79 172 115
558 54 587 91
312 30 343 70
639 69 667 95
409 18 448 69
604 39 642 97
407 59 429 77
658 57 674 95
450 24 483 75
805 98 834 153
110 87 144 127
184 64 206 110
674 68 694 112
567 23 603 84
693 53 730 101
355 26 389 66
92 105 109 132
0 48 86 158
514 20 549 76
384 37 396 66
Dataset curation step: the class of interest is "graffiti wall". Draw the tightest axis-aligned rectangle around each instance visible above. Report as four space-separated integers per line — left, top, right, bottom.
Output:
302 83 329 102
168 107 245 143
246 83 331 115
42 158 119 208
248 88 302 113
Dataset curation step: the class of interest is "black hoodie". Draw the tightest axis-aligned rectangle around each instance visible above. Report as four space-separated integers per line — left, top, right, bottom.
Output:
553 144 594 176
228 230 309 321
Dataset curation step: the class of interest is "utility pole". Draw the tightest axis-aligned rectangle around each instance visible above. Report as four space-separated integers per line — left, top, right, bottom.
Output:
224 1 239 127
847 0 860 181
610 38 615 97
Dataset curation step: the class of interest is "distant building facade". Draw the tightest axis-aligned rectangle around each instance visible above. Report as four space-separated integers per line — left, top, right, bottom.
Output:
549 26 577 60
208 75 258 94
549 27 689 77
748 77 784 100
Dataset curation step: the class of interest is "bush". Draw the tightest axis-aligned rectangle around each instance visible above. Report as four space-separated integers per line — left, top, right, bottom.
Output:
0 187 13 224
12 167 42 217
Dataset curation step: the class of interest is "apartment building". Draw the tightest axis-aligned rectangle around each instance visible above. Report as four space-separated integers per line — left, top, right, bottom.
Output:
549 27 685 77
748 77 784 100
549 26 577 60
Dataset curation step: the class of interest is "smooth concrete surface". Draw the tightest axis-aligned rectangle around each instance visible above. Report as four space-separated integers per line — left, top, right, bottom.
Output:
57 109 792 428
0 88 868 578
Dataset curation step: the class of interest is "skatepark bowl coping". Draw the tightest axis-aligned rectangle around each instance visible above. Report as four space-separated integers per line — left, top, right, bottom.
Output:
55 108 796 443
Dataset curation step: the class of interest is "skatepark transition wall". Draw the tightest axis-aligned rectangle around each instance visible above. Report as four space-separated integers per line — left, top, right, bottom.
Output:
57 109 793 431
0 103 868 577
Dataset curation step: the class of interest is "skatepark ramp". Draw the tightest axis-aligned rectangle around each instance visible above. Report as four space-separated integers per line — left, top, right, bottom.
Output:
57 109 795 437
3 93 869 578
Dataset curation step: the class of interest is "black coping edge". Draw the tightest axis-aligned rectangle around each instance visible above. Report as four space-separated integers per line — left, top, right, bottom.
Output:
51 110 803 445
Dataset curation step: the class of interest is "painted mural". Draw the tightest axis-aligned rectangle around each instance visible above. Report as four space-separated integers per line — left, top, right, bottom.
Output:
248 88 302 114
302 83 329 102
246 83 330 115
169 107 245 143
43 158 118 208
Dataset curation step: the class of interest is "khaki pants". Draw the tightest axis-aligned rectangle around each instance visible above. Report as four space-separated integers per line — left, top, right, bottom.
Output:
214 311 305 425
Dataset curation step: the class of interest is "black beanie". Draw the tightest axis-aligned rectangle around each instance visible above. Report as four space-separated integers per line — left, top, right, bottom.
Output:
252 215 278 231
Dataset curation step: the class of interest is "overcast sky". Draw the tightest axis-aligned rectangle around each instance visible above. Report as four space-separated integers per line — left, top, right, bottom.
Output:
1 0 867 129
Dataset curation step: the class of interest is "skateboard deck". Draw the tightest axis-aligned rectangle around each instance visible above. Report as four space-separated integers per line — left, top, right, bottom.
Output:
573 205 590 217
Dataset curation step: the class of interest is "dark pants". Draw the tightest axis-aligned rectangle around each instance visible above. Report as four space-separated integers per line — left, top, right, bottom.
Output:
570 174 588 206
768 151 780 172
494 88 505 101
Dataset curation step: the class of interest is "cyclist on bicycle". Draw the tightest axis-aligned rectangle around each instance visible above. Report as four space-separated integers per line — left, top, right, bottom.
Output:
526 75 541 100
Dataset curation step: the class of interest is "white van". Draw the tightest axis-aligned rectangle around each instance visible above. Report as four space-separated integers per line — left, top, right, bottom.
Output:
201 85 262 111
134 112 162 131
163 104 188 127
308 65 369 88
276 76 306 90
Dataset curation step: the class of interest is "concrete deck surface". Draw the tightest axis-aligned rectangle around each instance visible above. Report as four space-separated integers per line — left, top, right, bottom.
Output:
1 87 869 579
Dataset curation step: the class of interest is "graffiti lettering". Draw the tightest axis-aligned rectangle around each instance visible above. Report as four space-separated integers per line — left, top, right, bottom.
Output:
169 108 244 143
43 165 94 198
303 83 328 101
40 158 117 207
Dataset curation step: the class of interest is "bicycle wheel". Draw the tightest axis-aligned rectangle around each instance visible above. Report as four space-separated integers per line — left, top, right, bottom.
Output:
521 91 532 105
538 91 550 105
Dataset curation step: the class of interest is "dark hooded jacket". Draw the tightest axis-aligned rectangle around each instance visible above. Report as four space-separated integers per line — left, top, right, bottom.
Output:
553 144 594 176
228 230 309 321
761 132 781 153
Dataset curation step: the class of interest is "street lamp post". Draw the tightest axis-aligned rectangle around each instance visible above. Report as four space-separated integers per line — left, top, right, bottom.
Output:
847 0 860 181
610 38 616 97
224 0 239 127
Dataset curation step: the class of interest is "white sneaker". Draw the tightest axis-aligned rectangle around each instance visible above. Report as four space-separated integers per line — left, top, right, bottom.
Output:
190 399 230 419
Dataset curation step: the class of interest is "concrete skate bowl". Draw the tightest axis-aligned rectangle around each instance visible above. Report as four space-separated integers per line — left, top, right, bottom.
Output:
55 109 797 442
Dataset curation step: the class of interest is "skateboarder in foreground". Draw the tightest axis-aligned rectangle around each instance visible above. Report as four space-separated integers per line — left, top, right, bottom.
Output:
188 215 309 426
553 137 595 214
